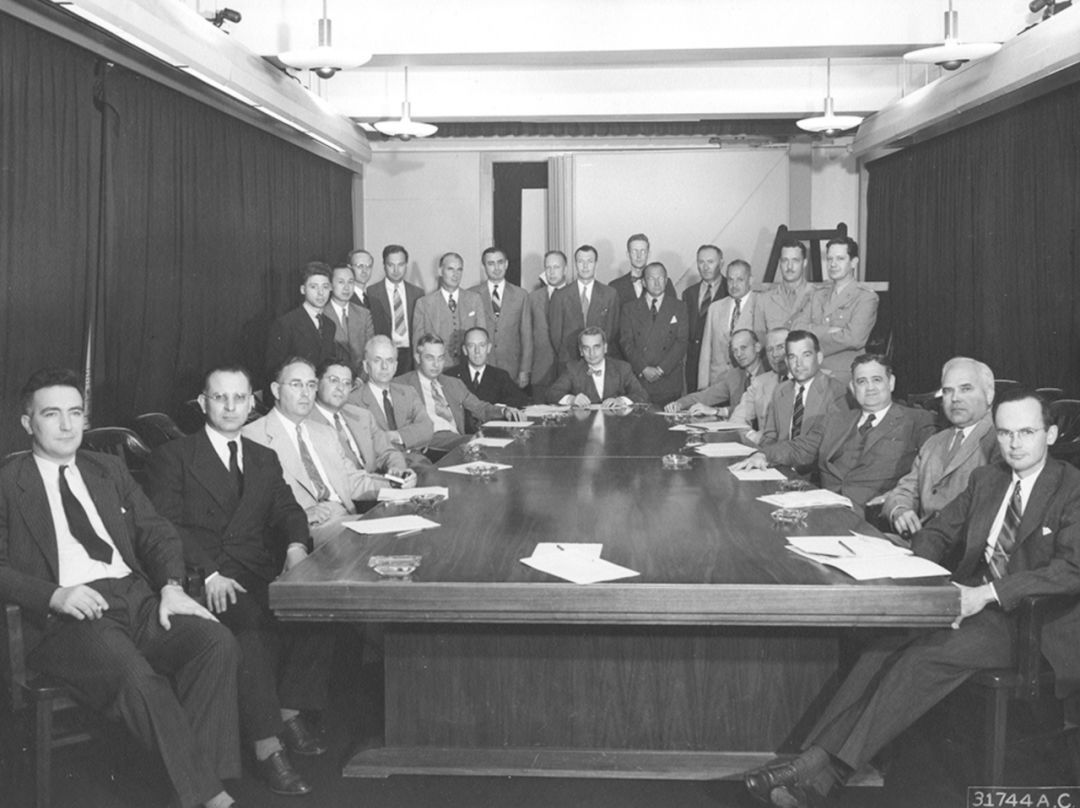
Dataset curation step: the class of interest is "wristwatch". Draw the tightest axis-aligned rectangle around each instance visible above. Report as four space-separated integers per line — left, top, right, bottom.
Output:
163 577 185 590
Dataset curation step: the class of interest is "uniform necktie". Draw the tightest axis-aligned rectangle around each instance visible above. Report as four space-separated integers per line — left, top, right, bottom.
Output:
791 384 805 438
700 283 712 319
58 465 113 563
581 287 590 321
447 295 457 314
491 285 501 317
382 389 399 431
430 380 457 429
227 440 244 497
730 297 742 334
296 425 330 502
333 413 362 467
392 285 407 337
650 297 658 319
989 481 1023 579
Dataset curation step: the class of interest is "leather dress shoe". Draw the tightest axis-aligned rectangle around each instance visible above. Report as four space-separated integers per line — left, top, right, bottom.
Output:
256 749 312 796
281 715 328 757
745 758 802 803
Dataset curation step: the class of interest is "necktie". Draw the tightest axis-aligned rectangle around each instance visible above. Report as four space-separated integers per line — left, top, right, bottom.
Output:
581 287 590 321
858 413 876 435
492 285 501 317
730 297 742 334
944 428 964 465
357 290 367 308
634 276 643 298
58 465 113 563
650 297 658 320
227 440 244 497
473 371 481 387
791 385 805 438
448 295 457 314
989 481 1023 579
333 413 363 467
430 380 457 430
392 285 406 337
296 425 330 502
342 306 348 330
700 283 712 319
382 389 399 431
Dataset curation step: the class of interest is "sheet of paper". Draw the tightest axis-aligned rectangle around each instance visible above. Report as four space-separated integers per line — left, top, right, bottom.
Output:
787 534 911 559
520 549 640 584
689 420 753 432
787 548 950 580
729 467 788 482
523 404 570 417
376 486 450 502
343 515 441 535
482 420 536 428
471 437 514 448
693 442 756 457
438 461 514 475
758 490 854 509
532 542 603 558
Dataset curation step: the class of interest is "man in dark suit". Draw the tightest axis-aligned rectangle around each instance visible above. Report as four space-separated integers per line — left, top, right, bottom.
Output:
347 248 374 308
527 250 569 404
609 233 676 304
734 353 935 511
0 368 241 808
548 244 620 374
743 389 1080 808
548 327 650 408
265 261 341 392
470 247 533 388
324 265 374 374
682 244 728 393
618 262 689 407
367 244 424 374
446 327 531 432
147 365 332 797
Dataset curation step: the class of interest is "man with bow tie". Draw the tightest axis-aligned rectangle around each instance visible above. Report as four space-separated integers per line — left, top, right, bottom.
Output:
547 327 649 408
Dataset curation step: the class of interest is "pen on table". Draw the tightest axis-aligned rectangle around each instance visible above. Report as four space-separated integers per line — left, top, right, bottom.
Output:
556 544 566 551
838 539 856 555
396 528 423 538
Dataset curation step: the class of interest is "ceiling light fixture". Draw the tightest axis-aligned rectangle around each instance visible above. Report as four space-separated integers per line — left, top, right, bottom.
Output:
278 0 371 79
904 0 1001 71
796 58 863 136
373 67 438 140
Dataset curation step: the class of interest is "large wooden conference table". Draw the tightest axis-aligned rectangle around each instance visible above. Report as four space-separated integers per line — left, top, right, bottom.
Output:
270 409 959 780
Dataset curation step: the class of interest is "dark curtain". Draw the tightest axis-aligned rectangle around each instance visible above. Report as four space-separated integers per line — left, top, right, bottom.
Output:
866 81 1080 395
0 13 355 452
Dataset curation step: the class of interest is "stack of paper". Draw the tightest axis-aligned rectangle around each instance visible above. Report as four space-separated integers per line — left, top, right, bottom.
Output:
758 489 854 509
729 467 788 482
523 404 570 418
344 515 441 535
686 420 752 432
520 543 640 584
376 486 450 502
482 420 535 428
786 533 951 580
694 443 756 458
471 437 514 448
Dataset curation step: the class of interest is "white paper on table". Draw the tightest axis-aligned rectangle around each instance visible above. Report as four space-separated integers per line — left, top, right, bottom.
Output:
693 442 756 458
471 437 514 448
523 404 570 417
376 486 450 502
689 420 752 432
481 420 536 429
668 423 702 432
787 548 950 580
758 490 854 509
786 534 911 559
438 461 513 475
729 467 788 482
520 548 640 584
532 542 603 558
344 515 441 535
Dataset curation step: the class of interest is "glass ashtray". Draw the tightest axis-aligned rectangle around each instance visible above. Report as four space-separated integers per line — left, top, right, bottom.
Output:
410 493 446 512
778 478 814 492
662 453 691 470
463 442 486 460
368 555 422 578
467 462 499 480
771 507 809 526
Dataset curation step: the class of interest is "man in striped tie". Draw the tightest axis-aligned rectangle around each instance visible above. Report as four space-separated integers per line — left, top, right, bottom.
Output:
742 388 1080 807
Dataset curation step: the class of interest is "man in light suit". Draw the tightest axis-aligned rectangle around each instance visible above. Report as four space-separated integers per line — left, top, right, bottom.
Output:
412 252 488 369
548 244 620 374
877 357 999 536
618 262 689 407
727 327 790 434
446 327 531 432
527 250 569 403
758 238 814 332
744 389 1080 808
470 247 532 388
399 334 524 452
368 244 424 374
664 329 766 416
347 336 434 459
265 261 342 396
0 368 240 808
324 265 374 373
610 233 677 305
548 327 650 408
147 365 331 797
698 259 764 388
734 353 935 511
683 244 728 394
242 358 386 545
807 236 879 385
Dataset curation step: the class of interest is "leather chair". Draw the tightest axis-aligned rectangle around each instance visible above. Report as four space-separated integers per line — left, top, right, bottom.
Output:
1049 399 1080 467
131 412 185 449
80 427 151 489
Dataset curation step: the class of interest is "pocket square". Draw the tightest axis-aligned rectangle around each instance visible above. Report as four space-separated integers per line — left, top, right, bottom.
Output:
669 315 678 324
1043 526 1053 536
468 310 475 317
120 507 128 514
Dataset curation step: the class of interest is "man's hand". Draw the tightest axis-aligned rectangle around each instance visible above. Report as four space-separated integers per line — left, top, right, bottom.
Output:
159 584 216 630
663 401 683 414
951 582 996 629
388 430 404 446
570 393 591 408
397 468 418 489
501 406 524 422
601 396 633 409
730 452 769 471
283 543 309 573
517 371 530 388
306 503 333 526
891 508 923 536
204 574 247 615
50 584 109 621
688 402 717 417
642 367 662 383
744 429 762 445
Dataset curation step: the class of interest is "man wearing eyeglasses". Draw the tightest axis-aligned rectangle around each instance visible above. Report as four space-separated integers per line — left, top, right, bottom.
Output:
743 388 1080 808
147 364 335 797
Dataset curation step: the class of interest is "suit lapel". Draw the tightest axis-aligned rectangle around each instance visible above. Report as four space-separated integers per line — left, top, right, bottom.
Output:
824 410 860 462
265 416 319 502
861 407 900 457
1015 461 1061 548
76 456 134 562
189 431 240 512
14 458 60 579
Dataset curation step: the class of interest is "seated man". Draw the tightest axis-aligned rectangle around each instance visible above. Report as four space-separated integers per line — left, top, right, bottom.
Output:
876 357 999 536
243 357 387 545
398 333 524 452
733 353 935 511
664 329 766 416
445 326 531 432
743 388 1080 808
0 368 240 808
548 326 650 409
147 365 332 797
728 328 788 438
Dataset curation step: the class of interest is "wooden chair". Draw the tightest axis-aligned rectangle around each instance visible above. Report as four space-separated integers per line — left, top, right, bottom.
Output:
131 412 185 449
80 427 152 489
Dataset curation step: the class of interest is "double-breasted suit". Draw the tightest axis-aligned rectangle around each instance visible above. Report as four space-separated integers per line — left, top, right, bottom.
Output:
617 294 689 406
527 284 560 398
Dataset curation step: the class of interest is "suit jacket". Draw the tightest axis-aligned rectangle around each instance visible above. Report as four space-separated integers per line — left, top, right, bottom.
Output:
683 278 727 393
146 431 309 585
0 451 185 654
368 279 424 341
322 301 374 373
882 412 998 524
307 403 408 474
470 281 533 379
241 412 383 513
527 285 559 391
548 281 620 371
913 458 1080 691
546 358 650 405
676 361 767 411
446 363 530 411
697 292 764 388
618 294 689 405
757 281 815 332
265 306 341 380
807 282 879 383
760 371 851 446
397 371 504 435
609 272 676 304
346 382 434 451
412 289 488 364
731 369 781 429
762 403 937 509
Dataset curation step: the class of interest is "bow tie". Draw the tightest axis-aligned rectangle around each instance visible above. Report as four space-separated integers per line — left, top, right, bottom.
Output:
588 367 603 377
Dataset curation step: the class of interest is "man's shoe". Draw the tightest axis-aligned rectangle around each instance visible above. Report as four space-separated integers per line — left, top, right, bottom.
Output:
745 758 801 803
281 715 328 757
256 750 312 796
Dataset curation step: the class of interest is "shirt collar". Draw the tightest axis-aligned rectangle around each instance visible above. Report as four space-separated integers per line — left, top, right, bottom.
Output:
860 404 890 426
440 288 457 304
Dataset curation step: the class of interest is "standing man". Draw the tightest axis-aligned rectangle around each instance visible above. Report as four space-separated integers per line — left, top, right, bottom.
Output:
0 368 241 808
698 259 763 388
446 327 531 431
759 238 814 332
528 250 569 403
664 329 766 416
548 244 620 374
324 265 374 373
368 244 424 374
412 252 488 369
471 247 533 388
618 262 689 407
807 236 879 385
147 365 333 797
347 336 434 458
610 233 675 303
348 248 375 308
265 261 341 389
548 327 650 408
683 244 728 393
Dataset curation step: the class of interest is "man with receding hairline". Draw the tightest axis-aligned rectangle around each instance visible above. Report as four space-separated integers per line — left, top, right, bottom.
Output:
618 261 688 407
528 250 568 402
413 251 488 368
683 244 728 393
698 259 763 388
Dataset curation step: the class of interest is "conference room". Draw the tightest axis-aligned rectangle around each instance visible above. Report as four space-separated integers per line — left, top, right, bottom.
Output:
3 1 1080 807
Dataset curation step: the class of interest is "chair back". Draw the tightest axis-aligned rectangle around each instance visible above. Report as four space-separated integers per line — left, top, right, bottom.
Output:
132 412 185 449
81 427 152 487
1050 399 1080 465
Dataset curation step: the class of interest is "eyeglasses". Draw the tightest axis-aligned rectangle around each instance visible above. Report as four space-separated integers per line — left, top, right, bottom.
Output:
204 393 250 406
996 427 1045 441
322 375 351 388
283 380 318 392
